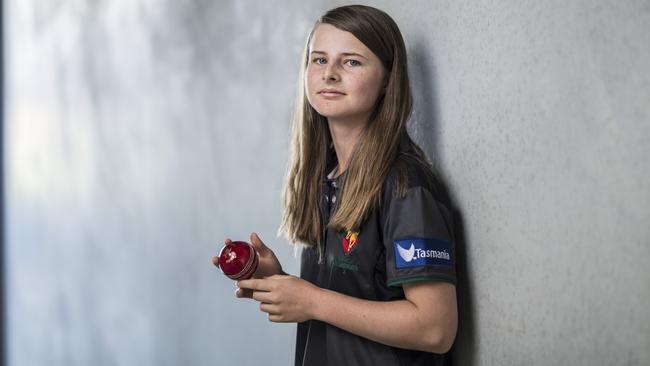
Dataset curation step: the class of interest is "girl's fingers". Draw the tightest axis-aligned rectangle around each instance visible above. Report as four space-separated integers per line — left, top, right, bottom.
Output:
214 239 232 267
235 287 253 299
260 303 280 315
249 232 270 255
251 290 273 303
237 278 273 292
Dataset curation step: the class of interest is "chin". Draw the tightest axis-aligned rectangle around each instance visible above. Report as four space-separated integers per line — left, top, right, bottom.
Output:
313 108 346 119
313 105 357 118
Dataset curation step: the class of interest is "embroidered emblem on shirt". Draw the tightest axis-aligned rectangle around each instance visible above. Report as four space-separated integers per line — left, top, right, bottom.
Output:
333 256 359 272
341 230 360 254
394 237 453 268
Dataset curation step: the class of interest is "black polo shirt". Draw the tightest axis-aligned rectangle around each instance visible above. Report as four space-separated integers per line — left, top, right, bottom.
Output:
295 142 456 366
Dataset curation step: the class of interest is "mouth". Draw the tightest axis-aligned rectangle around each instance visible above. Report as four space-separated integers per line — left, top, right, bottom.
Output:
318 89 346 98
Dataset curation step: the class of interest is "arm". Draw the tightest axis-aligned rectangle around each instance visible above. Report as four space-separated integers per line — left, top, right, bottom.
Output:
237 275 457 354
312 280 457 354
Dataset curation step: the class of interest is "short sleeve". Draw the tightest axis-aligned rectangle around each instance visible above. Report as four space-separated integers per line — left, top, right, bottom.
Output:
382 181 457 288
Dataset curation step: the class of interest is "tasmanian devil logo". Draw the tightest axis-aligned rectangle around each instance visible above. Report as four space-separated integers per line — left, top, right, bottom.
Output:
341 230 359 254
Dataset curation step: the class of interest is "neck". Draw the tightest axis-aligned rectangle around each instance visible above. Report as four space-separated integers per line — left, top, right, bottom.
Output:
327 116 368 178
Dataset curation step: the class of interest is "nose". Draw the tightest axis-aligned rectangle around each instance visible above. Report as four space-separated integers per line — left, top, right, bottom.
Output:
322 63 340 82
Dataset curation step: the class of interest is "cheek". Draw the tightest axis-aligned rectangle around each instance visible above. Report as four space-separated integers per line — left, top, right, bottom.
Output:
304 69 315 94
304 69 319 104
304 69 325 111
352 73 384 106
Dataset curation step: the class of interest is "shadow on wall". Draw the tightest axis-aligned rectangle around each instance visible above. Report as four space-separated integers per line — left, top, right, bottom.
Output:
410 40 477 365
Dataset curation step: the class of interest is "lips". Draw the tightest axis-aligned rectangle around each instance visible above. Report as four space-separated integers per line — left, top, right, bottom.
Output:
318 88 345 97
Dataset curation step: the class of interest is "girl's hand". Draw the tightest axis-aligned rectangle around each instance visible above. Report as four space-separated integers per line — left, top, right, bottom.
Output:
237 275 319 323
212 233 285 298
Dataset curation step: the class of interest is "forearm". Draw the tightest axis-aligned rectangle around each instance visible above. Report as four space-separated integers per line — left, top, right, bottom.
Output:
309 287 455 353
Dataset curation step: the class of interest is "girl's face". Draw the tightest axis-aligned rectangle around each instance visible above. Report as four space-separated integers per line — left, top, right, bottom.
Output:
305 24 387 124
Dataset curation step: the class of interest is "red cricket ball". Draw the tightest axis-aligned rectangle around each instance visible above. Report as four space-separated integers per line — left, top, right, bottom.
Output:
218 241 259 280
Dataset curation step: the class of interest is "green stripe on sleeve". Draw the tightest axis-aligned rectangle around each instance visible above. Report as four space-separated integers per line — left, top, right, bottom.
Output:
387 274 457 288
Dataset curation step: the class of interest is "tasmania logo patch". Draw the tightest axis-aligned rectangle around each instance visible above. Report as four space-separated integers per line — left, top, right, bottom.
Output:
341 230 360 254
394 237 453 269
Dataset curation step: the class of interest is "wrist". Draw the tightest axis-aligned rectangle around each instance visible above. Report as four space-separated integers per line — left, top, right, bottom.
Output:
307 285 327 322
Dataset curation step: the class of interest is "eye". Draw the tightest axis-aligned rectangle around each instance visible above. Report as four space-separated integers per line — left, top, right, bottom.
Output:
313 57 327 65
345 59 361 67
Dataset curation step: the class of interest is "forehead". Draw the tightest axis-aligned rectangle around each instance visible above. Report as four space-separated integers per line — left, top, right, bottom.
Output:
309 24 370 55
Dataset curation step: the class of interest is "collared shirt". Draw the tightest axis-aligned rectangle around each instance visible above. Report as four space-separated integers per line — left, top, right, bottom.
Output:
295 140 456 366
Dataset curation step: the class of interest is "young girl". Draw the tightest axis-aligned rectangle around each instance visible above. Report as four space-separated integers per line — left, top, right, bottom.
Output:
213 5 458 365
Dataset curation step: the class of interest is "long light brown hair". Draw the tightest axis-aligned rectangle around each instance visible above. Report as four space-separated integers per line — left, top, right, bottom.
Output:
280 5 433 248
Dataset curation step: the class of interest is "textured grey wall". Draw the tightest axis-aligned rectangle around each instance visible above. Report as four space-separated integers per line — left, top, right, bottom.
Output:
5 1 649 366
6 1 311 365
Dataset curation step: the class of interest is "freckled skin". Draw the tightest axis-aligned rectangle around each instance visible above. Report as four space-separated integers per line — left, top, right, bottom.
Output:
305 24 386 124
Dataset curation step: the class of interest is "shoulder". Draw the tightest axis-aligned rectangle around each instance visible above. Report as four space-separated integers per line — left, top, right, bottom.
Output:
383 152 451 208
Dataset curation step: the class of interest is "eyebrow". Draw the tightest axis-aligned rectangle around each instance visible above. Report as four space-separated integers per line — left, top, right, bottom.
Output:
310 50 368 59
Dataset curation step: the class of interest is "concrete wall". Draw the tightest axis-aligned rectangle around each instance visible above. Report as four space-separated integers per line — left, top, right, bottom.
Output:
5 1 649 365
